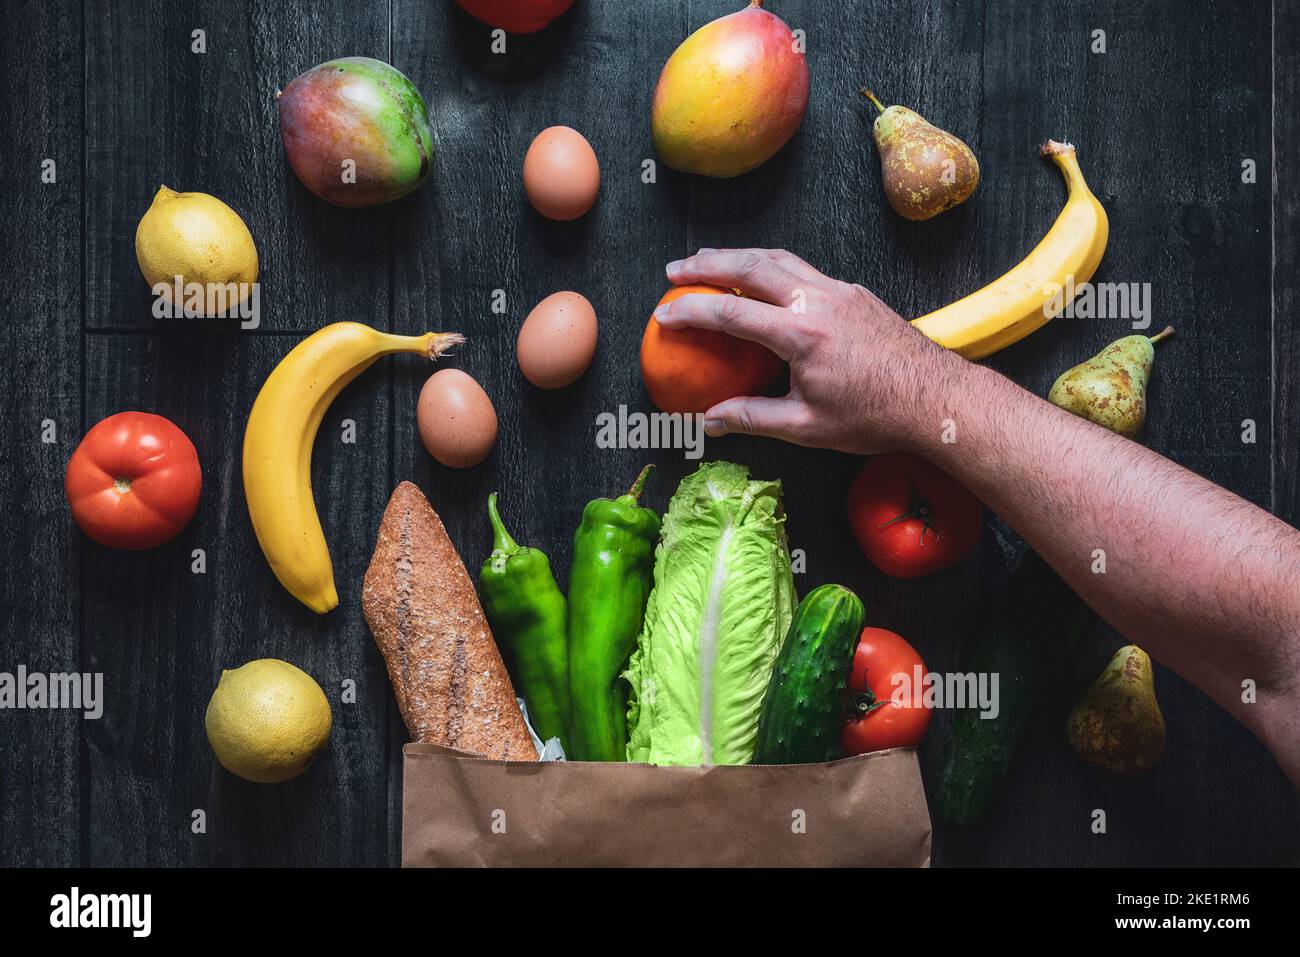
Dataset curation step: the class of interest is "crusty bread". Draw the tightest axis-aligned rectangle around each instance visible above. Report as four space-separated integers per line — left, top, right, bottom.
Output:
362 481 536 760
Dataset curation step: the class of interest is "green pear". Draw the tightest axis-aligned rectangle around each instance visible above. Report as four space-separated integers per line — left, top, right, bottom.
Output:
1067 645 1165 775
859 89 979 221
1048 327 1174 438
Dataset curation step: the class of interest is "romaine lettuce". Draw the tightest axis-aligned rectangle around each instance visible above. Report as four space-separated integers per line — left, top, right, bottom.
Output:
625 461 796 765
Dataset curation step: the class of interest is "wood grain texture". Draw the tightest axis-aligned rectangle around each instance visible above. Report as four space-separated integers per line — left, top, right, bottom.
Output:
1270 0 1300 860
1276 0 1300 526
935 0 1290 867
0 0 83 867
84 0 393 332
78 332 395 865
1 0 1294 867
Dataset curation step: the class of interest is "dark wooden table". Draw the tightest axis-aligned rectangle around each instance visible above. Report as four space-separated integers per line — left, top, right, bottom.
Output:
2 0 1297 867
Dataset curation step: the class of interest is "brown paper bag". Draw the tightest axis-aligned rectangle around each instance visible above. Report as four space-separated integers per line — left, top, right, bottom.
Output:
402 743 931 867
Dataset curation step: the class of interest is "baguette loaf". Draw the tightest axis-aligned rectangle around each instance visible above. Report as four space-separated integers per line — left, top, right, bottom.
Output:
362 481 536 760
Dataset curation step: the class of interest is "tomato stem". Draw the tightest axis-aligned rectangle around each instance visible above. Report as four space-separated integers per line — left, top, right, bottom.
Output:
846 688 887 720
876 475 940 545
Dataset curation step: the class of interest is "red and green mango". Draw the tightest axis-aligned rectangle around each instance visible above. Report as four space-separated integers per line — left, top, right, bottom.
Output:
278 57 433 207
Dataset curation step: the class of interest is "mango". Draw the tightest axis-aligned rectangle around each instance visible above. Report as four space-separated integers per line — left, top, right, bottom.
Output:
277 57 433 207
651 0 809 179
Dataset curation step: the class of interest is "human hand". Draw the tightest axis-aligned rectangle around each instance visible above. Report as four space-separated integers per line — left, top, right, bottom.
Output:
654 248 963 455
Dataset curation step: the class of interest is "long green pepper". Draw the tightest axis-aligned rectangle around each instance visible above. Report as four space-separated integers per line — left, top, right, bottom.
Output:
567 465 660 762
478 493 571 751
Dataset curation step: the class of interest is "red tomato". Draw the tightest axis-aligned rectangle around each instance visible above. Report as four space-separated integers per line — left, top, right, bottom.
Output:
65 412 201 550
847 451 982 578
453 0 575 33
842 627 932 754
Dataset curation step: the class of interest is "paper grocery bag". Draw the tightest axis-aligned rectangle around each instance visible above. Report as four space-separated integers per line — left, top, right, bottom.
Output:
402 743 931 867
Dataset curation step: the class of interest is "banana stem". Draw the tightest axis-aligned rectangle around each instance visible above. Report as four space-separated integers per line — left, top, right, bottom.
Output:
425 332 466 359
359 329 466 361
1039 139 1076 158
859 88 887 114
1148 326 1175 346
1041 140 1087 194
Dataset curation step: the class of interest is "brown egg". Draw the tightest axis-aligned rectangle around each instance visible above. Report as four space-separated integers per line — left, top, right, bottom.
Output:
417 369 498 468
517 291 598 389
522 126 600 221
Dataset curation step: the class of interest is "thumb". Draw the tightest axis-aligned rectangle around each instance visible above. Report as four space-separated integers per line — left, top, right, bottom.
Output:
703 396 805 443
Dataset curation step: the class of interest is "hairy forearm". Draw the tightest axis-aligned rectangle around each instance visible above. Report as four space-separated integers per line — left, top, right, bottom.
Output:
654 246 1298 782
910 354 1300 778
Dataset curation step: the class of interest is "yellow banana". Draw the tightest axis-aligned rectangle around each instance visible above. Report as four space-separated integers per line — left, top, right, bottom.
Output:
911 140 1108 359
243 322 464 613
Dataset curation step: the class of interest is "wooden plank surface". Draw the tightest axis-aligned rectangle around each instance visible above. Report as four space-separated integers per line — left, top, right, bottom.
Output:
0 0 1295 867
79 333 393 866
77 0 397 865
84 0 393 332
937 0 1290 867
0 0 83 868
1276 0 1300 526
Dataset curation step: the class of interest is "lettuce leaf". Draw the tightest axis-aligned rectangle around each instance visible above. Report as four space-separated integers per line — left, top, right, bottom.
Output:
625 461 796 765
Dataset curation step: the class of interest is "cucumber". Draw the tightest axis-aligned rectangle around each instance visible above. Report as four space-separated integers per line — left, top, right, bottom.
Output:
936 537 1090 827
753 584 866 765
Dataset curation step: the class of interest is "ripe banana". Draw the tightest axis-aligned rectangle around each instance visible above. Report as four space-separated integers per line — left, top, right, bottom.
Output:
243 322 464 613
911 140 1108 359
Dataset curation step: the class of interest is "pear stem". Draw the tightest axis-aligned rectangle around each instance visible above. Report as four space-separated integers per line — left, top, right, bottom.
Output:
1148 326 1175 346
859 88 887 114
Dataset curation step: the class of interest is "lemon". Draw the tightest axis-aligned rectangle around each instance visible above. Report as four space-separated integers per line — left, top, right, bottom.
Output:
205 659 332 784
135 185 258 315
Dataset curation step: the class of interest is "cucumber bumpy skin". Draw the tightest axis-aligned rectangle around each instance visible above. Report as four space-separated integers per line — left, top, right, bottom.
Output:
753 584 866 765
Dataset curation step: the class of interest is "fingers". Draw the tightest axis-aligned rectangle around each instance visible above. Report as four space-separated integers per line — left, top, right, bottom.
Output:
666 249 805 308
655 292 799 361
702 396 809 444
736 248 828 284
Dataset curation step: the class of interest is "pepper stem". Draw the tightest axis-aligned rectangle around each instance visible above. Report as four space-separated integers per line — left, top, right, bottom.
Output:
625 464 655 502
487 492 519 554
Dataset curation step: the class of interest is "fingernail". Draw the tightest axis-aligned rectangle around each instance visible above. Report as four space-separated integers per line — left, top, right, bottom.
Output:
696 247 715 254
666 259 684 276
703 418 728 437
654 303 671 321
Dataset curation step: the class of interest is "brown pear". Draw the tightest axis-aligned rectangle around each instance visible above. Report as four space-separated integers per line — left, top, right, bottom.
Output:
860 89 980 220
1067 645 1165 775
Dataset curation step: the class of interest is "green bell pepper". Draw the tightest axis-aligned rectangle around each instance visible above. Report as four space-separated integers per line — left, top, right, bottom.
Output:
478 493 571 751
568 465 660 762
